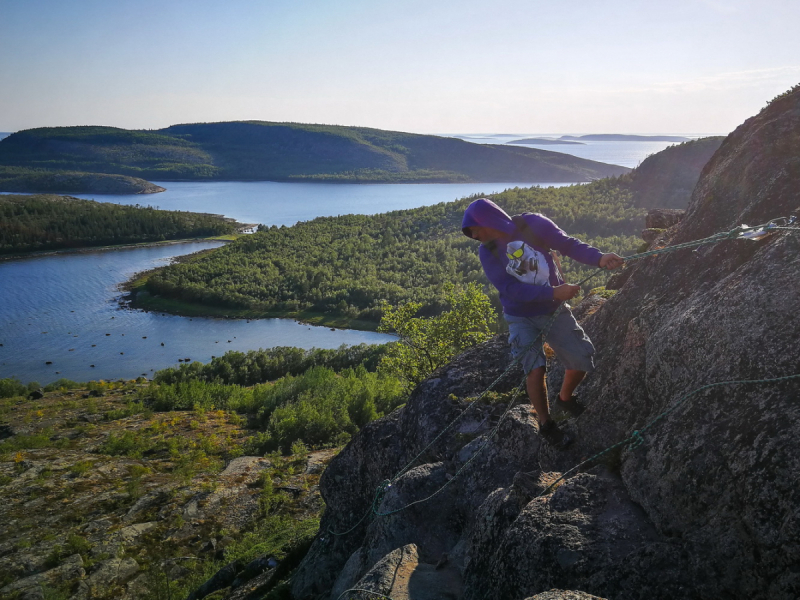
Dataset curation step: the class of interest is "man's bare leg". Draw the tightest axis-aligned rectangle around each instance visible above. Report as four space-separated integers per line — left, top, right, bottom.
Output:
559 369 586 402
526 366 550 425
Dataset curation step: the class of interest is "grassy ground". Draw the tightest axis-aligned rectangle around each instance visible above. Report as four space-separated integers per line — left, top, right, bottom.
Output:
0 381 332 599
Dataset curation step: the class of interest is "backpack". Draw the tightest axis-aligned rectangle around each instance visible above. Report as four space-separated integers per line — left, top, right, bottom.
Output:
511 213 551 251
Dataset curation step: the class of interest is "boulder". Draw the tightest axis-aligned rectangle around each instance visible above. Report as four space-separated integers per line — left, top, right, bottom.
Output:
335 543 463 600
645 208 685 229
463 470 692 600
640 228 663 244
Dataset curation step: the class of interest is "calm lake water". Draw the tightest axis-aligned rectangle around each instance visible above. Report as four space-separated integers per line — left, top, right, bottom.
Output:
70 181 572 228
0 242 393 384
4 181 571 385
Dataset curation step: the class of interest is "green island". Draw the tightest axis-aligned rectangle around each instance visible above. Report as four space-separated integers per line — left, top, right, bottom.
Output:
0 194 244 255
0 122 630 193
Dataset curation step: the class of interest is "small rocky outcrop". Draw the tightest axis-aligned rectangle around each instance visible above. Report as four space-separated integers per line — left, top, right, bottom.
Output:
644 208 685 229
291 86 800 599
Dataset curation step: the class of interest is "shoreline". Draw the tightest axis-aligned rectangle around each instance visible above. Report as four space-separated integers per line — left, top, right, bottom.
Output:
0 231 258 263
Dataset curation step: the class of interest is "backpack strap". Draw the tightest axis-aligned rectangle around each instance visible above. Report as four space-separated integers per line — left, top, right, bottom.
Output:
484 213 552 260
511 213 551 251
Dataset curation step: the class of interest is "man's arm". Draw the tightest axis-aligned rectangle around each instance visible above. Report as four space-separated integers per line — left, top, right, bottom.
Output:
530 214 623 270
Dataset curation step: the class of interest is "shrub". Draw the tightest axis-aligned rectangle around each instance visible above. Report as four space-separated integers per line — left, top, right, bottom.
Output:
378 282 495 389
43 378 81 392
0 377 28 398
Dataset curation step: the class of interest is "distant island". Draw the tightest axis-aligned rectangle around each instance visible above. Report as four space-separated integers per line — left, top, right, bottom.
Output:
0 122 630 194
0 132 10 141
507 137 586 145
560 134 692 142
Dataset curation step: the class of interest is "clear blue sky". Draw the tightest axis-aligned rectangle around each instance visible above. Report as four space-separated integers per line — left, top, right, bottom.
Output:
1 0 798 134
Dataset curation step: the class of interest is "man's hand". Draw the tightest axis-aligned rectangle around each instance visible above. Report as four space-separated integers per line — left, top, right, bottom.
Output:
599 253 624 270
553 284 581 301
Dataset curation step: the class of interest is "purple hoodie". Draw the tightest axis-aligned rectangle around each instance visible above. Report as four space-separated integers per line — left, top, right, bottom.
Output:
462 198 603 317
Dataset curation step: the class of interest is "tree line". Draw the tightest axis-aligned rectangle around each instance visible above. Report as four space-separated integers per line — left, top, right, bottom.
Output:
0 194 238 254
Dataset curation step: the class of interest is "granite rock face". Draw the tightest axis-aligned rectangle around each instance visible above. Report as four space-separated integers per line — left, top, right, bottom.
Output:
291 87 800 600
565 85 800 599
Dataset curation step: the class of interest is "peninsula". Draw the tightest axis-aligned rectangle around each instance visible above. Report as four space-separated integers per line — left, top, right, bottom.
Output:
0 194 243 255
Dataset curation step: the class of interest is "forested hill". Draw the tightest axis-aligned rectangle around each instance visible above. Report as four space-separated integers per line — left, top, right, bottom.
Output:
0 122 630 184
622 136 725 208
134 178 645 327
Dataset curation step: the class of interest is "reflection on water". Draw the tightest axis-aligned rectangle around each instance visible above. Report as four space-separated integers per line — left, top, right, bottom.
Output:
0 242 394 384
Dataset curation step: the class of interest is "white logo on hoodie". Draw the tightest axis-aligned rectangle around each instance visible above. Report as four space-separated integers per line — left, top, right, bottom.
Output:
505 241 551 286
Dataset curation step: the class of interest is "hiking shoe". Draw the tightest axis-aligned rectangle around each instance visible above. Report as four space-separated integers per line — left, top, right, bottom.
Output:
539 419 573 449
558 395 585 418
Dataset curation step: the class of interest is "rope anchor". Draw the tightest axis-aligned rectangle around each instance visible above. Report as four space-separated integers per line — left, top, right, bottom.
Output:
627 430 645 450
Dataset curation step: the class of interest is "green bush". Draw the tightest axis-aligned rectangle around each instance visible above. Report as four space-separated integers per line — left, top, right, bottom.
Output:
152 344 388 386
0 377 28 398
378 282 495 389
99 431 152 458
142 380 255 412
247 365 403 454
43 378 81 392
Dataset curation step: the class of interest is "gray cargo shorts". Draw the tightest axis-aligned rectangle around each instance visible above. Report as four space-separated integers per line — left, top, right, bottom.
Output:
505 308 595 374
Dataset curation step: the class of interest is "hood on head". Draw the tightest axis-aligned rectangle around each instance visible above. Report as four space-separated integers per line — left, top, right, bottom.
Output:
461 198 516 238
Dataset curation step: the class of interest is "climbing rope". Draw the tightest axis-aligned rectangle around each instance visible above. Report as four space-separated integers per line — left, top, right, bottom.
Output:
336 588 395 600
324 216 799 539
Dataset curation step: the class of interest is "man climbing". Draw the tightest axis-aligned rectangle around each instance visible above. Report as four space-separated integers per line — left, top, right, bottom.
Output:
462 198 623 448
